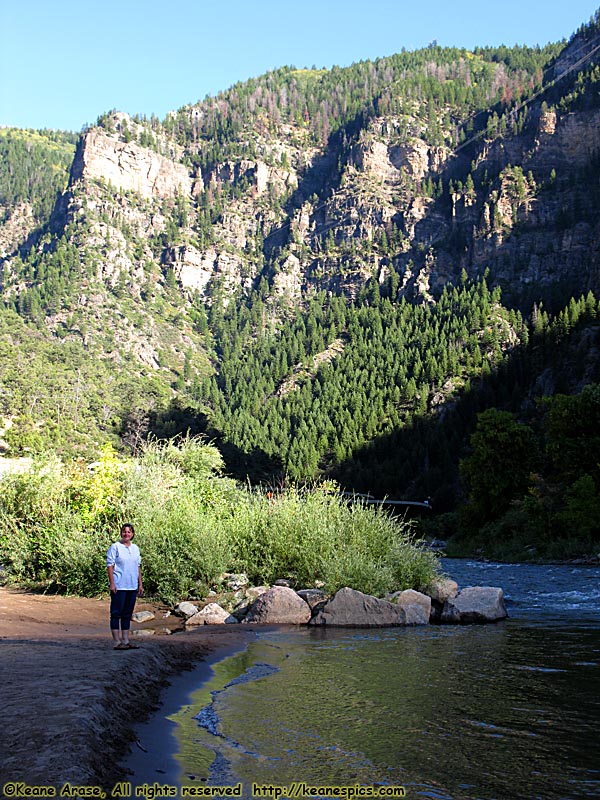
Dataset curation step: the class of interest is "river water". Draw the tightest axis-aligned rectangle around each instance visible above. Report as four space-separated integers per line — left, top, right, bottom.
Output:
126 560 600 800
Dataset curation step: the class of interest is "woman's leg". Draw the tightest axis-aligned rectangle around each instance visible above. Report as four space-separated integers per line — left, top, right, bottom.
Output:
110 590 127 645
120 590 138 645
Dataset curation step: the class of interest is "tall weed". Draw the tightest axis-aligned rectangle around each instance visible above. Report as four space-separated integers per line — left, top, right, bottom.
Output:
0 440 440 600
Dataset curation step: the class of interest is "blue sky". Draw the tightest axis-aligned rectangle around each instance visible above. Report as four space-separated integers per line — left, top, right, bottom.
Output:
1 0 598 132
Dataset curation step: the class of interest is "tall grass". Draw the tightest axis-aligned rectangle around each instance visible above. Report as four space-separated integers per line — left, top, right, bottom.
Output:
0 439 440 602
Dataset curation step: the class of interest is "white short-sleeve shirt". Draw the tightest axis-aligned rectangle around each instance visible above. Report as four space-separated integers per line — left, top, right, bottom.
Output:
106 542 141 590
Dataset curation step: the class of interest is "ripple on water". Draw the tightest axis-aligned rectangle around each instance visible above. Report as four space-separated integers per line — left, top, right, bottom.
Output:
129 561 600 800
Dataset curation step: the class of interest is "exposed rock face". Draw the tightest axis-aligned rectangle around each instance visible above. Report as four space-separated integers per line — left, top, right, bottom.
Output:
71 129 193 200
49 36 600 315
272 253 303 300
310 586 408 627
448 105 600 297
165 246 217 293
0 457 34 476
441 586 507 624
353 118 450 185
0 203 36 258
4 27 599 373
537 108 557 137
243 586 312 624
209 158 297 197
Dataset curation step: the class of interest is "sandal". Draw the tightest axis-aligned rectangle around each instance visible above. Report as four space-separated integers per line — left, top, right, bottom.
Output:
124 642 140 649
113 643 128 650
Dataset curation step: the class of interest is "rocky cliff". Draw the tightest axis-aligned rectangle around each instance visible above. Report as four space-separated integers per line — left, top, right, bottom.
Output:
70 128 195 200
1 17 600 485
3 19 600 342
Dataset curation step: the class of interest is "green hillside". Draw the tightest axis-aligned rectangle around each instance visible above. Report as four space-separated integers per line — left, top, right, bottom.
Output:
1 12 600 561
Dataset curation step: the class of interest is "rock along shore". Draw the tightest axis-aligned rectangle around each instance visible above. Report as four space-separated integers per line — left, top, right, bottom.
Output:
177 575 508 628
0 578 506 791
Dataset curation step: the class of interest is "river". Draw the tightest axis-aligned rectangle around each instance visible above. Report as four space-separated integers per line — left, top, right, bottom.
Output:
125 560 600 800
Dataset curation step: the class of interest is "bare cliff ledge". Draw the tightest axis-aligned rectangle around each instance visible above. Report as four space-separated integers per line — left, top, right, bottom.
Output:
34 23 600 315
70 128 196 200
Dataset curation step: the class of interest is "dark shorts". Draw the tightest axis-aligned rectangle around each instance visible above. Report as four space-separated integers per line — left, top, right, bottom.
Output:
109 589 138 630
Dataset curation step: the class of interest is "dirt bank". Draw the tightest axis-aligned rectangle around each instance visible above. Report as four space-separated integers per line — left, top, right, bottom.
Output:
0 587 254 791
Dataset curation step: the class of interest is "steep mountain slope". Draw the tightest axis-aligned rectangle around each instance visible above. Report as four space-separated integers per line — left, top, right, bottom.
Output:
0 12 599 499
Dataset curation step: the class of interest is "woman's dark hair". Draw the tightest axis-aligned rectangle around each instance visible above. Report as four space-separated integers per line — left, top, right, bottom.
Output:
120 523 135 538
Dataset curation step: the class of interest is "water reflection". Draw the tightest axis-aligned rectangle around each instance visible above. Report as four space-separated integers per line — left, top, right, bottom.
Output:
158 622 599 799
129 562 600 800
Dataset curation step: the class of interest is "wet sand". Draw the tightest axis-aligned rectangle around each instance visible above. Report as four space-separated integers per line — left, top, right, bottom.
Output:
0 587 254 791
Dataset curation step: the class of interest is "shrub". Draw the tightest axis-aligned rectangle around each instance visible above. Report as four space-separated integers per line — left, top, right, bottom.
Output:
226 485 439 595
0 441 441 600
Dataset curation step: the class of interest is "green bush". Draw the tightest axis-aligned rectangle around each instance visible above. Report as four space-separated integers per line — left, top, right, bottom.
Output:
226 486 439 596
135 506 229 605
0 459 116 593
0 439 441 601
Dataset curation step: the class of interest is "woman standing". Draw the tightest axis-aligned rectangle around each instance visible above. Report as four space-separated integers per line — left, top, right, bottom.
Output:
106 523 143 650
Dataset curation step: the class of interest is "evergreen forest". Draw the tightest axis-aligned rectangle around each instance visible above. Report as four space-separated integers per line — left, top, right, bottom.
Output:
2 11 600 564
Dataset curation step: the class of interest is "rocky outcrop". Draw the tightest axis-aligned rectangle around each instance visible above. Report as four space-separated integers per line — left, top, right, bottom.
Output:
0 457 34 477
164 245 253 298
43 32 600 315
272 253 304 300
353 118 450 185
0 203 36 258
70 129 193 200
243 585 312 624
441 586 507 624
207 159 297 197
5 25 600 330
165 245 215 293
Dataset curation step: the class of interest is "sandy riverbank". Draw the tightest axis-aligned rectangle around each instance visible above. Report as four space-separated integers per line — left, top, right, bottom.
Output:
0 587 255 791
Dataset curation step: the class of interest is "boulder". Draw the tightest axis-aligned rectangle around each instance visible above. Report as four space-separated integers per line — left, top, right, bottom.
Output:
186 603 238 625
245 586 270 601
424 578 459 622
174 601 199 619
231 586 270 619
424 578 458 604
131 610 155 623
243 586 311 624
441 586 507 624
296 588 327 609
388 589 431 625
310 587 408 627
